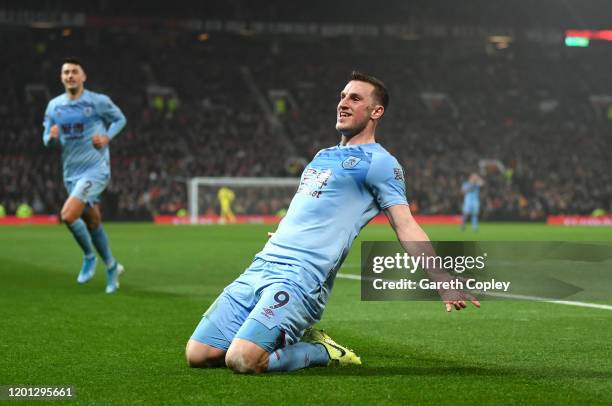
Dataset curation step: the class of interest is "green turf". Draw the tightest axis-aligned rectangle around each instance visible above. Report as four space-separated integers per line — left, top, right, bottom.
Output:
1 223 611 405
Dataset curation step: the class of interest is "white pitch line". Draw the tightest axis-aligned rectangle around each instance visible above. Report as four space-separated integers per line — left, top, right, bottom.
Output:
336 273 362 280
336 272 612 311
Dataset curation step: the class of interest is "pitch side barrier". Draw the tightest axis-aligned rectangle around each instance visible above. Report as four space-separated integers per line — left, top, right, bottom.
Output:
1 215 610 226
0 215 59 225
547 215 612 226
153 214 462 225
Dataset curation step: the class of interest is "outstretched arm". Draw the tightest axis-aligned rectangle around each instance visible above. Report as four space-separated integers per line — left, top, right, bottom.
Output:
384 204 481 312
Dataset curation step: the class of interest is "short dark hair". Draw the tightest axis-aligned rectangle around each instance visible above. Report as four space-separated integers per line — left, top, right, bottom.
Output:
62 57 85 71
350 70 389 110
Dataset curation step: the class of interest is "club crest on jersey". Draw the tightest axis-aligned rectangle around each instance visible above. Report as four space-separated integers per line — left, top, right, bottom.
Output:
342 156 361 169
83 106 93 117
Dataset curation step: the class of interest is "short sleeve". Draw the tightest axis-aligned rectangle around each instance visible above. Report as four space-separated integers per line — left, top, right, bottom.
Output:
365 153 408 209
95 94 116 118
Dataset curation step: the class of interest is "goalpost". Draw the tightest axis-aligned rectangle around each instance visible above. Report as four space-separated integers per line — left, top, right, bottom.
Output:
187 177 300 224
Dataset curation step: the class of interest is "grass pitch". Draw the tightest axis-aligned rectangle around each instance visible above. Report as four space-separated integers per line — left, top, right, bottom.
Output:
1 223 611 405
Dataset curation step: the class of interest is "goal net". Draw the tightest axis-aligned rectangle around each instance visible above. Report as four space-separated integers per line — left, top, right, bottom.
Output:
187 177 300 224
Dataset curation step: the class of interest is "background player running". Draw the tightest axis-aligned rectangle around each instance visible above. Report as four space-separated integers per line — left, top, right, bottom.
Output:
461 173 484 232
42 58 127 293
186 71 479 374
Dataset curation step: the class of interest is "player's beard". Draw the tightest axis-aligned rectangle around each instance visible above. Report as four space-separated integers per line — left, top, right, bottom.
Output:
336 117 368 140
66 85 82 95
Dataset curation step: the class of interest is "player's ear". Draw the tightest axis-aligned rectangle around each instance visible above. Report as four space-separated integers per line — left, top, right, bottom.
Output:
371 104 384 120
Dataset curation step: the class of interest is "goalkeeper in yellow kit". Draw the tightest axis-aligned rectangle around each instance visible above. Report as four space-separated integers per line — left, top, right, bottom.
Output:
217 187 236 224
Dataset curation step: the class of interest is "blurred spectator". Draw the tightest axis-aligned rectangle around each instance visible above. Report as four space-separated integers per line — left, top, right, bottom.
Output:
0 27 610 220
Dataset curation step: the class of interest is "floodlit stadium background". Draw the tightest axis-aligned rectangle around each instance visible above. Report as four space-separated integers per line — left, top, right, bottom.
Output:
1 0 611 225
1 1 611 404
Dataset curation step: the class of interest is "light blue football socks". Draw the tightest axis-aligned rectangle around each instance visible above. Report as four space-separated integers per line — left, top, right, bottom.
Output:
471 214 478 231
67 218 94 256
68 219 97 283
90 224 115 267
69 220 121 290
266 342 329 372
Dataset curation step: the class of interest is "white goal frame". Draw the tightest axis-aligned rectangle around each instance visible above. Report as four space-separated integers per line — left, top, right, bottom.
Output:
187 177 300 224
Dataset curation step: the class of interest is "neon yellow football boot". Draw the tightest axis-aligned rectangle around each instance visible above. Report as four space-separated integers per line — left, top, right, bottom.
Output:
302 328 362 366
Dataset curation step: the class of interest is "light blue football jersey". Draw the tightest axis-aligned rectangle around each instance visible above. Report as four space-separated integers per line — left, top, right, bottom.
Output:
256 143 408 290
42 89 126 181
462 181 481 206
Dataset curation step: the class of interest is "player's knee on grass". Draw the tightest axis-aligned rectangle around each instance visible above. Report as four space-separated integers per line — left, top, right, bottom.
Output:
225 338 269 374
185 339 226 368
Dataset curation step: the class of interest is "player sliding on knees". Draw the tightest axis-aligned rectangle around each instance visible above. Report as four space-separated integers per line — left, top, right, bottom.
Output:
42 58 127 293
186 71 479 374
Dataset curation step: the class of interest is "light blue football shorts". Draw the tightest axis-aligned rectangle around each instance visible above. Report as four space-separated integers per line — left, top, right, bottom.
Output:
462 201 480 215
64 174 110 206
190 258 328 352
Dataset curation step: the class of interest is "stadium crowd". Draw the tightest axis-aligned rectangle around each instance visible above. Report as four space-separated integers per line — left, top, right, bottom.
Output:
1 28 610 220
